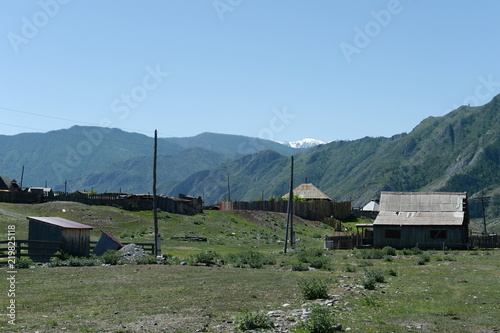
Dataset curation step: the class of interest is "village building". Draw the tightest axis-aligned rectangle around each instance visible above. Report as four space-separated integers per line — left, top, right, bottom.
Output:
281 183 331 201
370 191 469 249
27 187 55 198
362 199 380 212
0 175 22 192
28 216 93 261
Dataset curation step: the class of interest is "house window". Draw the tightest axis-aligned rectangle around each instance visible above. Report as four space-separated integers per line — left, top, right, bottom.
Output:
430 230 447 239
385 229 401 239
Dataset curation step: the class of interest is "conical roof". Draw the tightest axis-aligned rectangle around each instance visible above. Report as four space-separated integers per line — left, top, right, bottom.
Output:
282 183 331 200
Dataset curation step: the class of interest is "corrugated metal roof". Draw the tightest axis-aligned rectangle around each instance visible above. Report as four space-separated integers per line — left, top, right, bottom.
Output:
374 211 465 226
374 192 467 226
379 192 466 212
27 216 93 229
282 183 331 200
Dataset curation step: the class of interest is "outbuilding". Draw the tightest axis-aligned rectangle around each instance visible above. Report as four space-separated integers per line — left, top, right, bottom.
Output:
28 216 93 261
373 192 469 249
282 183 331 201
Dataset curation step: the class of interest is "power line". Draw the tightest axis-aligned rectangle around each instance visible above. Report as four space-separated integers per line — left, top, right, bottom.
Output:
0 105 162 137
0 122 46 132
0 106 100 126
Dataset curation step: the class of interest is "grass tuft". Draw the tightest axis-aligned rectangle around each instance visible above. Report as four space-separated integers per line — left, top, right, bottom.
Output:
235 310 274 331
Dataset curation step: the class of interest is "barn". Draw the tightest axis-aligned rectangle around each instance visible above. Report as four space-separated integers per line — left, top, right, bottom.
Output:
28 216 93 261
373 192 469 249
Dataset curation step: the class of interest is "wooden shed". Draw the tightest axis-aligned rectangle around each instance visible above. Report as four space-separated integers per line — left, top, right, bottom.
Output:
93 230 124 256
373 192 469 249
28 216 93 261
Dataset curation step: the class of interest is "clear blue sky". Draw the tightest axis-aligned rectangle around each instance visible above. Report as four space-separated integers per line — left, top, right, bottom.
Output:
1 0 499 142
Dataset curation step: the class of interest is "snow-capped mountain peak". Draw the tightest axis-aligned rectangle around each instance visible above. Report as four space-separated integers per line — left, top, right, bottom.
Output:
278 138 327 149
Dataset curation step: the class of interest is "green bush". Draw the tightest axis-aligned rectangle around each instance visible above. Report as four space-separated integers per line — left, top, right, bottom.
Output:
355 249 384 260
47 257 63 267
235 310 274 331
365 269 385 283
344 264 357 272
67 256 98 267
292 263 309 271
101 250 121 265
297 248 324 263
309 256 330 270
360 275 376 290
357 260 373 267
136 256 159 265
401 247 423 256
416 253 431 265
15 257 35 269
296 248 330 270
226 250 275 269
382 246 397 256
298 277 330 300
361 269 385 290
295 305 340 333
162 254 181 265
189 251 221 266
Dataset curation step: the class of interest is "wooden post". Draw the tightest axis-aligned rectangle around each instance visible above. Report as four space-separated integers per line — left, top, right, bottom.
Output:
227 173 231 202
284 156 294 253
481 196 487 235
20 165 24 188
153 130 161 257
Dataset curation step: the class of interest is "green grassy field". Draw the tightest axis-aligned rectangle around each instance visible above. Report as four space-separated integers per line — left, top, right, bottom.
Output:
1 249 499 332
1 202 499 332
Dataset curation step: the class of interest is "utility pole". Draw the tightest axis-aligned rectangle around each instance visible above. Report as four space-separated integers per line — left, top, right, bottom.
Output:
284 156 294 253
481 195 488 235
227 173 231 202
20 165 24 188
153 130 161 257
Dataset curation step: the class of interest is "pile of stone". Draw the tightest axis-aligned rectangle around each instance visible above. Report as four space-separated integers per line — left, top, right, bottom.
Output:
119 243 150 259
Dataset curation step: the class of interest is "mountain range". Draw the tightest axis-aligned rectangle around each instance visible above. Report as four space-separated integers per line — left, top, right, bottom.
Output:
1 94 500 208
278 138 327 149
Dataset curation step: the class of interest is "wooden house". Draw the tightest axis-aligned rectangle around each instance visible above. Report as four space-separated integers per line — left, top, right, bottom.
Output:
282 183 331 201
372 192 469 249
28 216 93 261
0 175 22 191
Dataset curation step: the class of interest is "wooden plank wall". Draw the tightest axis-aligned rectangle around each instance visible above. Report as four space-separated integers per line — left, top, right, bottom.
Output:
221 200 351 220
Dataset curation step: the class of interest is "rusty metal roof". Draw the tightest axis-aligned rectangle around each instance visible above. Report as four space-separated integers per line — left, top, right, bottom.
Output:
27 216 93 229
282 183 331 200
374 192 467 226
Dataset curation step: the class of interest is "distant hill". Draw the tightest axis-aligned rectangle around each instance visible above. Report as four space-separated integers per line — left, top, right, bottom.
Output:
164 132 304 156
0 127 303 193
0 126 181 189
1 95 499 213
171 95 500 206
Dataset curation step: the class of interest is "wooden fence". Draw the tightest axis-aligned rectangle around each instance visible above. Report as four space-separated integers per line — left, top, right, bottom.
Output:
468 234 500 249
0 191 42 204
220 200 351 220
89 241 155 255
0 239 63 262
324 234 500 250
0 239 155 264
